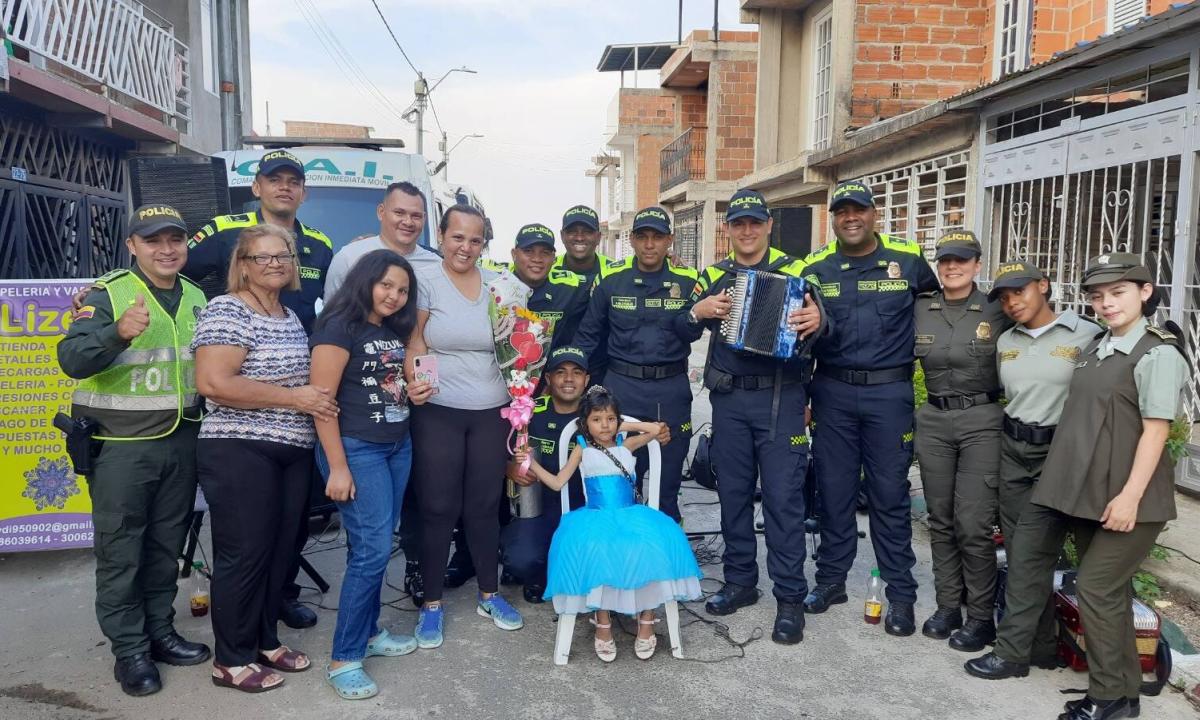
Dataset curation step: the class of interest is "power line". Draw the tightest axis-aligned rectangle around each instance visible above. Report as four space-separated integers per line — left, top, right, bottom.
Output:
369 0 422 79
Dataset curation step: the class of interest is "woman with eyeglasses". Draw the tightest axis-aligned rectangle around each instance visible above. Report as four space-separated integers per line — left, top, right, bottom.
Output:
193 224 340 693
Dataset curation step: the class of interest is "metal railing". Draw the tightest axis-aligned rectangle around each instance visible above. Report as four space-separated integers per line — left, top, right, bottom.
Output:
1 0 190 125
660 126 706 193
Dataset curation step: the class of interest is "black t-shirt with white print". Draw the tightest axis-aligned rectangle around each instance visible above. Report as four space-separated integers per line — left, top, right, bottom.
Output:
310 313 410 444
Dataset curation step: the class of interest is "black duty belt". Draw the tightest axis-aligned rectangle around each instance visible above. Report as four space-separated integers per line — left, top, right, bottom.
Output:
609 358 687 380
816 363 911 386
731 374 800 390
927 391 1000 411
1003 415 1057 445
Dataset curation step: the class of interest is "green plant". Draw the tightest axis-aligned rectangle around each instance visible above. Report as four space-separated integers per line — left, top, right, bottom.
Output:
913 364 928 408
1166 416 1191 463
1059 536 1167 603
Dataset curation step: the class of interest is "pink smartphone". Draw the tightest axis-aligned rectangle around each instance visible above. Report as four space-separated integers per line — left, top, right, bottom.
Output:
413 354 439 395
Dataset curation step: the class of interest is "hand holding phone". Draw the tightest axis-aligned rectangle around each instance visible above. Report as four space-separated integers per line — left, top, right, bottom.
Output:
413 354 439 396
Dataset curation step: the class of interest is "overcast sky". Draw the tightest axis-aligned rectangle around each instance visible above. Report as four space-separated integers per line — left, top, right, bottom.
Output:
248 0 751 259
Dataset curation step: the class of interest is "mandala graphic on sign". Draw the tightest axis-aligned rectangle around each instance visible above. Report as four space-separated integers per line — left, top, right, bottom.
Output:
22 456 80 511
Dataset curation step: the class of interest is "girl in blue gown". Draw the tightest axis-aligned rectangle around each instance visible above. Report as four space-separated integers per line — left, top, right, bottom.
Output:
515 387 702 662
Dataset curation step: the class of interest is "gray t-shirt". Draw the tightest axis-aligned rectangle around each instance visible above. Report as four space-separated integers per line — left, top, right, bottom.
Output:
324 236 442 300
996 310 1101 426
416 263 510 410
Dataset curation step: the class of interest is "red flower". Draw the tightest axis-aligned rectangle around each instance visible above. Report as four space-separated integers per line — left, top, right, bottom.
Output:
514 318 530 333
515 357 528 370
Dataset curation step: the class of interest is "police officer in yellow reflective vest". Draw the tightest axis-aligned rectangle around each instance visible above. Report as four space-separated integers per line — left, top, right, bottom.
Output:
57 205 211 697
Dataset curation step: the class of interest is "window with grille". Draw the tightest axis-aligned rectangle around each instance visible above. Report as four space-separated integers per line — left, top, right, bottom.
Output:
994 0 1031 78
811 8 834 151
863 151 970 258
1109 0 1147 31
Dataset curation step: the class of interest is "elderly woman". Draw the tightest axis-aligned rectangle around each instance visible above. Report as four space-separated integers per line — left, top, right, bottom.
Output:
407 204 522 650
193 224 338 693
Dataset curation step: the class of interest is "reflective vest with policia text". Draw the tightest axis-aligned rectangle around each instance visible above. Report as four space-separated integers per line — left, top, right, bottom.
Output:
71 270 207 441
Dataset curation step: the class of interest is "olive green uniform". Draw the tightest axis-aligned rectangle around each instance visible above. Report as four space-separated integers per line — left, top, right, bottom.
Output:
992 310 1100 662
914 287 1011 620
999 318 1186 700
57 267 204 659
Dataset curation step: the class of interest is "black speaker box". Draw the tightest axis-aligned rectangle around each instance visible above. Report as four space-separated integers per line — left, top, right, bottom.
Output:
128 156 231 235
770 207 814 258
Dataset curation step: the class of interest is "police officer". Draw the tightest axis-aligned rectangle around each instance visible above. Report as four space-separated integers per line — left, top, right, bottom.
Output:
685 190 823 644
913 230 1013 650
575 206 699 521
801 180 938 636
57 205 211 696
501 346 590 602
965 260 1100 680
974 255 1188 720
186 149 333 630
511 223 590 349
185 150 333 333
554 204 610 288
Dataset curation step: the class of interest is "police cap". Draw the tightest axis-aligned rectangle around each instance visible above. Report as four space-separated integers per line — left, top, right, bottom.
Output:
934 230 982 260
725 189 771 222
1081 252 1154 288
562 205 600 232
631 206 671 234
515 223 556 250
829 180 874 211
545 345 588 372
986 260 1045 302
129 204 187 238
257 150 305 179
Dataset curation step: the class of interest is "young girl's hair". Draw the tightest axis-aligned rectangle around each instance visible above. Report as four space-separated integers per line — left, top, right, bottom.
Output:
578 385 621 447
1134 280 1163 318
314 249 418 340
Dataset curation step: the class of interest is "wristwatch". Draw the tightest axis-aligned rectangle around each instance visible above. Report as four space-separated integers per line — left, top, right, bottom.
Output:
687 309 700 325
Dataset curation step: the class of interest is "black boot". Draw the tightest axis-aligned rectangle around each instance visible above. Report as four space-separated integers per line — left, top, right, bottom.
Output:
802 583 848 614
279 598 317 629
150 632 211 666
1058 697 1135 720
949 617 996 652
404 560 425 608
705 583 761 616
443 548 476 589
114 653 162 697
963 651 1030 679
522 582 546 604
772 602 805 645
885 601 916 636
921 606 962 640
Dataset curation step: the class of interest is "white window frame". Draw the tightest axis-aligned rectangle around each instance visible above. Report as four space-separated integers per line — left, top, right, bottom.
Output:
810 6 834 151
200 0 219 95
1108 0 1147 32
993 0 1032 79
864 151 971 258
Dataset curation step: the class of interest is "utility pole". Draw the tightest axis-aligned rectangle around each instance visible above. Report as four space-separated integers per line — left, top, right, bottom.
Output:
413 76 429 155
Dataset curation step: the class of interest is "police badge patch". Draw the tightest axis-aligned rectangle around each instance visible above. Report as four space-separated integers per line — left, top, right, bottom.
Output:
887 261 901 279
669 283 681 299
976 322 991 341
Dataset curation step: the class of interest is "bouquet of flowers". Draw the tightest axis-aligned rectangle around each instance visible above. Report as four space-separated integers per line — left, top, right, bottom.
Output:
488 272 554 474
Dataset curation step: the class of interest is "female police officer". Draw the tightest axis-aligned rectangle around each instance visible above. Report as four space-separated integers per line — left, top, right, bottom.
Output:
913 231 1011 651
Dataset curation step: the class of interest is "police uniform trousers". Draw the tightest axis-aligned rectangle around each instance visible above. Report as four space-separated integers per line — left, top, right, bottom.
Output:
500 483 564 586
995 501 1163 698
915 401 1002 620
712 382 809 601
88 422 200 659
810 375 917 603
996 435 1058 660
604 371 692 521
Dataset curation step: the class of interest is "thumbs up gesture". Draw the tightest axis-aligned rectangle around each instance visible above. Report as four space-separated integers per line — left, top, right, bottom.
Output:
116 294 152 341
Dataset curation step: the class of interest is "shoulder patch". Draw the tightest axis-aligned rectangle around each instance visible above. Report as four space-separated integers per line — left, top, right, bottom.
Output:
300 224 334 249
533 395 551 413
547 268 582 287
94 268 130 285
1146 325 1177 342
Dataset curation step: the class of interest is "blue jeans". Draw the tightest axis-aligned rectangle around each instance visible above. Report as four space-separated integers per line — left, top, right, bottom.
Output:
315 435 412 662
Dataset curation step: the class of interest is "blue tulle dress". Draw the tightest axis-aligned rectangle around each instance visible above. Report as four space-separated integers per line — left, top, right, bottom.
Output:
544 435 703 614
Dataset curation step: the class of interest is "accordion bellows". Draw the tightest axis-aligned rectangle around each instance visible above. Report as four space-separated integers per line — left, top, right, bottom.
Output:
719 270 808 358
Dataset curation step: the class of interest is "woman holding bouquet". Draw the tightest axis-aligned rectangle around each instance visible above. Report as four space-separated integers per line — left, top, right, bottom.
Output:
407 204 523 649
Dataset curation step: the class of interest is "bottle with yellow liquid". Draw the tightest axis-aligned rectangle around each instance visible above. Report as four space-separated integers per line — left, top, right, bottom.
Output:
864 568 883 625
189 561 210 617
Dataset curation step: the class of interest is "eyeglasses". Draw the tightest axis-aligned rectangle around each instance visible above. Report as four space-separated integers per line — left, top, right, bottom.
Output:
242 253 296 266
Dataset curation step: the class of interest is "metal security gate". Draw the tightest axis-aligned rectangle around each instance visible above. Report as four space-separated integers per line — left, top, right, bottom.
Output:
673 202 702 269
866 150 969 259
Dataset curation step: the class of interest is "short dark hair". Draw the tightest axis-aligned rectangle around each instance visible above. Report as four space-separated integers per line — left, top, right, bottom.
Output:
385 181 427 208
315 249 418 342
438 203 486 235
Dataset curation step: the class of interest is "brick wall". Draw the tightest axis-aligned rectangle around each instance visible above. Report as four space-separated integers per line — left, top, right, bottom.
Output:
714 59 757 180
679 93 708 132
618 92 676 128
1036 0 1175 62
283 120 372 138
851 0 989 127
635 134 668 209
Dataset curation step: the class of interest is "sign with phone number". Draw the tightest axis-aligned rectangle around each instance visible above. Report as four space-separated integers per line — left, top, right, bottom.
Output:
0 279 95 552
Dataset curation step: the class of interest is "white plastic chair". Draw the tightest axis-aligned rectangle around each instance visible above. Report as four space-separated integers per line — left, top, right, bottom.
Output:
551 415 683 665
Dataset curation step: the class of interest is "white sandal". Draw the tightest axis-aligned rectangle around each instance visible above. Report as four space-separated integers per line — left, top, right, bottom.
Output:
590 616 617 663
635 617 659 660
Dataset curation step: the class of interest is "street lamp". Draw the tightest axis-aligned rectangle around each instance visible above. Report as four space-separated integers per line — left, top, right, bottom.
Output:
433 133 484 179
407 66 476 155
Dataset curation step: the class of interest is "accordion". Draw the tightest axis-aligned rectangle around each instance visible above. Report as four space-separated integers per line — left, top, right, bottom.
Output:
719 270 808 358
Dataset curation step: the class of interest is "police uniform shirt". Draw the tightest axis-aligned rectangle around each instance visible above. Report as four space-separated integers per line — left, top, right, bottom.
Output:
527 396 585 511
995 310 1101 426
1096 317 1190 420
527 268 590 350
185 210 334 333
803 234 939 371
575 258 699 366
59 266 187 380
684 248 811 378
552 253 610 290
915 287 1012 396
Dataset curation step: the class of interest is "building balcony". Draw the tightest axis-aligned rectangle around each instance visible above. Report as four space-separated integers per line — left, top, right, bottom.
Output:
660 126 706 194
1 0 190 141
